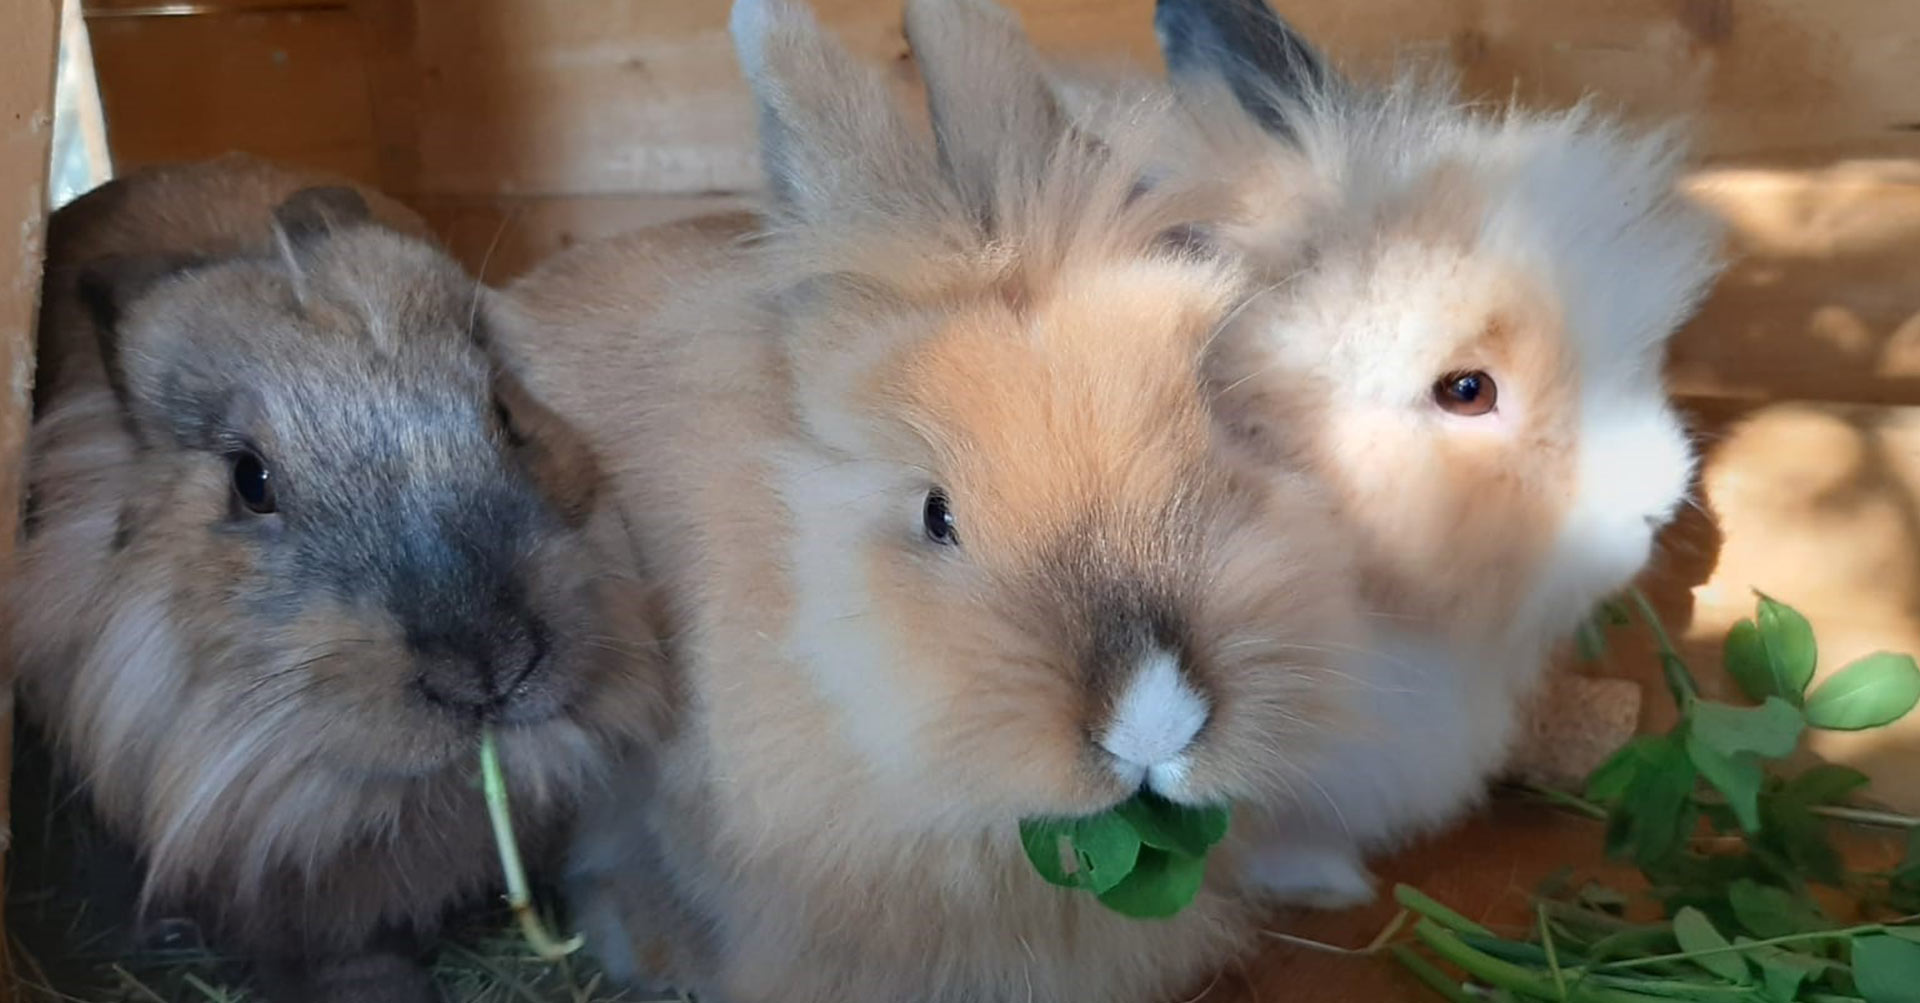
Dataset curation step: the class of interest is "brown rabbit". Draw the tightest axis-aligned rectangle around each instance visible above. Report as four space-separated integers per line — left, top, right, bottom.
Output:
487 1 1367 1000
10 154 667 1003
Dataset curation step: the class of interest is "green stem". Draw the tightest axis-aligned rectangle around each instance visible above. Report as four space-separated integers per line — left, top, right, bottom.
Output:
1396 884 1495 937
1627 588 1700 706
1520 780 1920 833
1810 804 1920 829
1516 783 1611 821
1628 588 1683 661
1539 904 1571 1002
1586 923 1895 974
1414 922 1672 1003
480 729 586 961
1391 945 1479 1003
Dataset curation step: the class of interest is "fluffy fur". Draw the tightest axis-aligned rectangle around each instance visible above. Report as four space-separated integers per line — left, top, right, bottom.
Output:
10 154 666 1003
487 1 1368 1000
1151 0 1726 904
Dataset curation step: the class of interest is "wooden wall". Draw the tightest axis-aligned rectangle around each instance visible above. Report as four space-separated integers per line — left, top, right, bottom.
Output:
5 0 63 990
72 0 1920 803
79 0 1920 401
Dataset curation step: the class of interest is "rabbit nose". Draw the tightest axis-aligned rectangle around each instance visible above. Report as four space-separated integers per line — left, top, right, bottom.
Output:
1098 648 1208 793
413 619 550 716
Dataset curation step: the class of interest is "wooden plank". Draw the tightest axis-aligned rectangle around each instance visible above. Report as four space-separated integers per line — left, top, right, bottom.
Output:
411 193 756 283
84 7 379 185
346 0 419 195
83 0 343 16
1 0 62 991
389 0 1920 199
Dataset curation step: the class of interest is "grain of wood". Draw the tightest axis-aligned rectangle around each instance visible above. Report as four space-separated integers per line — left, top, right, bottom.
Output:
85 7 380 184
1 0 63 989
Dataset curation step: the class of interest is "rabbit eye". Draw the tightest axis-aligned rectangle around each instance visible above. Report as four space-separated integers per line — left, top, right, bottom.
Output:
1433 370 1497 417
923 489 958 546
230 450 277 514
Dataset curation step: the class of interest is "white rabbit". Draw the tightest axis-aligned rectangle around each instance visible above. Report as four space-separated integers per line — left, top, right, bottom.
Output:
1151 0 1725 907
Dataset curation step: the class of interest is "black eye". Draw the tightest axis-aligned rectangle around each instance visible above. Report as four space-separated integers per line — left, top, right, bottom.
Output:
230 451 276 514
923 489 958 546
1433 370 1498 417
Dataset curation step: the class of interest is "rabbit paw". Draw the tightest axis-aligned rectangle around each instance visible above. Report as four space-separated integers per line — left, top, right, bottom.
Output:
1242 840 1378 910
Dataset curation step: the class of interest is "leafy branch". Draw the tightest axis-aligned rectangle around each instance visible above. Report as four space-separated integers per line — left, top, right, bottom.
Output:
1391 591 1920 1002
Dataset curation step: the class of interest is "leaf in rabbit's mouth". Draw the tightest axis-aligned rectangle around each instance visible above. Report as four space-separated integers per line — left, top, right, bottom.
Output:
1019 792 1231 919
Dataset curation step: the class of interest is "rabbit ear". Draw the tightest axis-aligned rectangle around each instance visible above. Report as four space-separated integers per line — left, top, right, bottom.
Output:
1154 0 1339 140
903 0 1067 223
271 186 372 245
730 0 933 222
269 186 373 304
76 253 209 416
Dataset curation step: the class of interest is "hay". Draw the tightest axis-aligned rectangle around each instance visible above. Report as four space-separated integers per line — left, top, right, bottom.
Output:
9 907 687 1003
9 722 684 1003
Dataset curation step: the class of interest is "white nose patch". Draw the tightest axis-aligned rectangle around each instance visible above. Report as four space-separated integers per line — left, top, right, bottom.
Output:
1099 649 1208 783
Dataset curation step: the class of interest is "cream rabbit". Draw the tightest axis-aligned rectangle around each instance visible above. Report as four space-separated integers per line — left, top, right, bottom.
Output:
1150 0 1725 906
486 0 1371 1000
10 154 666 1003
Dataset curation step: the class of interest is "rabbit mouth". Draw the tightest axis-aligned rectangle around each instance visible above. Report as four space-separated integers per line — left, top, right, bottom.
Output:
414 677 569 728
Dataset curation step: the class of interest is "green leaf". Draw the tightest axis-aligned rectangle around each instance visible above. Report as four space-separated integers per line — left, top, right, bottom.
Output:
1095 846 1207 919
1018 813 1140 894
1603 735 1701 866
1742 940 1832 1002
1587 735 1672 803
1852 934 1920 1003
1727 880 1829 939
1781 763 1872 804
1113 794 1229 858
1805 653 1920 731
1690 697 1806 760
1724 619 1779 703
1756 595 1819 698
1672 906 1751 983
1759 795 1847 886
1685 734 1766 832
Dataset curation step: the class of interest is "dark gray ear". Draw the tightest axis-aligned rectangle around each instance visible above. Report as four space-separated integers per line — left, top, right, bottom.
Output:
271 185 372 244
75 253 207 410
1154 0 1337 141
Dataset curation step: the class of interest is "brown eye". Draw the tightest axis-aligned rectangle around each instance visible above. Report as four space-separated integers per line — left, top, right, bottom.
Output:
1433 370 1497 417
230 450 277 514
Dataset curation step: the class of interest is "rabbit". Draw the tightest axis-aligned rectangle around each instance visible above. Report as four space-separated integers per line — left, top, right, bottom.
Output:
1141 0 1727 908
478 1 1379 1000
9 153 668 1003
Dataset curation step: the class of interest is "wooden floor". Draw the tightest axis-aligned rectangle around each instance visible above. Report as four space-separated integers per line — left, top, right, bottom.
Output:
1204 801 1616 1003
1213 798 1905 1003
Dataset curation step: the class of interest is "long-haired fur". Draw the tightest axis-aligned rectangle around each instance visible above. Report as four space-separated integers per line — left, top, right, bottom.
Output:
10 154 666 1001
1151 0 1725 905
489 1 1370 1000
